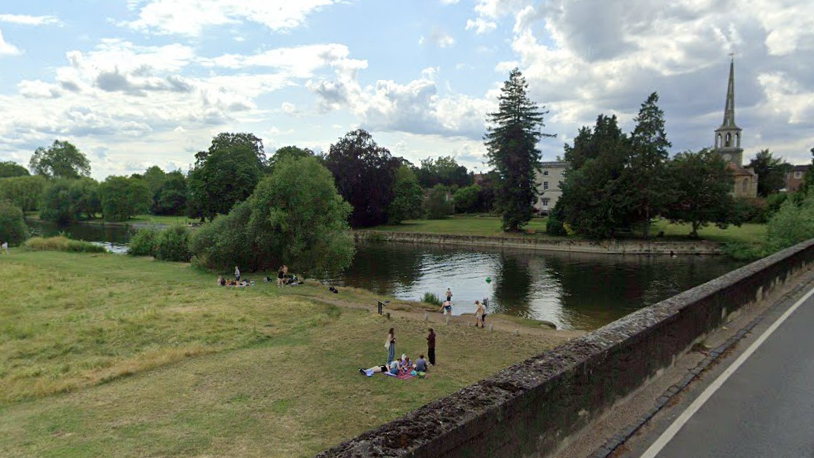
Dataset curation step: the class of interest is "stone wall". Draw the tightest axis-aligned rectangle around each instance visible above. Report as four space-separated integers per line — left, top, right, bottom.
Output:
353 231 721 255
317 238 814 458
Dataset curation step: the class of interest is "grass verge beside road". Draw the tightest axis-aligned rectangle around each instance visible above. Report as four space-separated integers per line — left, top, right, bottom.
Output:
0 251 562 457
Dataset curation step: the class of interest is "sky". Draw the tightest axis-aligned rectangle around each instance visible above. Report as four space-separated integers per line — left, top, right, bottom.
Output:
0 0 812 180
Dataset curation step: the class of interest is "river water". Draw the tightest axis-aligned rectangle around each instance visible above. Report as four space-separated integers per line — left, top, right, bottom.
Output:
27 221 744 331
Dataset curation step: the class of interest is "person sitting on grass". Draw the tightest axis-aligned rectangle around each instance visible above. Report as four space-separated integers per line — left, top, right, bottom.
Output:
217 275 226 286
400 354 412 371
414 355 428 373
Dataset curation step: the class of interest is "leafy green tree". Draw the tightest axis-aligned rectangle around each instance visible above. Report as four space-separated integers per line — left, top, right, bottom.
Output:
0 199 29 246
324 129 400 228
249 156 354 277
557 114 631 238
453 184 481 213
388 164 424 224
154 171 187 215
484 68 555 231
100 176 151 222
0 161 29 178
0 175 47 211
269 145 314 173
626 92 672 239
187 133 267 221
415 156 472 188
664 149 736 238
29 140 91 179
39 179 77 224
69 178 101 220
747 149 790 197
191 156 354 277
475 171 499 213
425 184 454 219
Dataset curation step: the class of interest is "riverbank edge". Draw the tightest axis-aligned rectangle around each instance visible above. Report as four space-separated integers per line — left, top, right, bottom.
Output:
353 230 722 255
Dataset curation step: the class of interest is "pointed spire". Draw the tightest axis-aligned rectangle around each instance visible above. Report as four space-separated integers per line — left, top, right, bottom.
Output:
722 57 738 129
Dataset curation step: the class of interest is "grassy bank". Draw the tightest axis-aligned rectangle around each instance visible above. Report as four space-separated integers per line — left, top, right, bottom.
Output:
372 215 767 246
26 213 197 226
372 215 552 237
0 251 560 457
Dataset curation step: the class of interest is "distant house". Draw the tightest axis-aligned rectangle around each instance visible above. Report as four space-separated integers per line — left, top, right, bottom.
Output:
534 161 567 214
785 164 810 192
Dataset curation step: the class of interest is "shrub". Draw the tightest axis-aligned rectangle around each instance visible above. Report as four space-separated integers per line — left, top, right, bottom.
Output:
426 184 453 219
733 197 768 224
766 193 814 253
154 225 192 262
190 201 254 270
128 226 159 256
25 236 106 253
421 292 442 306
0 199 29 246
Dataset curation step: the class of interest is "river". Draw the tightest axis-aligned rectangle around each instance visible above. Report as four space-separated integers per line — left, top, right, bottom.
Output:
27 221 744 330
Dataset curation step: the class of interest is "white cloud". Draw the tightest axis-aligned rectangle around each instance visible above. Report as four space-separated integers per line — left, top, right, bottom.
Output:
309 66 494 139
0 14 62 26
465 18 497 34
440 0 460 4
420 28 456 48
126 0 338 36
200 43 367 79
0 29 21 56
18 80 62 98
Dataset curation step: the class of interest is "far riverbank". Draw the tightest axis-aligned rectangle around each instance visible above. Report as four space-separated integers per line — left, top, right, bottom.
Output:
355 230 721 255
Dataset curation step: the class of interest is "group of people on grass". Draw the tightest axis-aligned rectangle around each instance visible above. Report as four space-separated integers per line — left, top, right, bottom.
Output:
360 327 436 378
216 264 299 288
438 288 489 328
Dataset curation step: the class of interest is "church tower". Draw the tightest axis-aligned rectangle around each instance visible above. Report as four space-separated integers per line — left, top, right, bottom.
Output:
714 58 743 166
714 58 758 198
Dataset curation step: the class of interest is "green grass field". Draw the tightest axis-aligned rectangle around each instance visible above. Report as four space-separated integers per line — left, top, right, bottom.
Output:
371 215 767 246
372 215 553 237
0 251 557 457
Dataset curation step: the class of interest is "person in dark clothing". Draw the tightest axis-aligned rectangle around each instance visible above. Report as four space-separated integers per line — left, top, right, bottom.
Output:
426 328 436 366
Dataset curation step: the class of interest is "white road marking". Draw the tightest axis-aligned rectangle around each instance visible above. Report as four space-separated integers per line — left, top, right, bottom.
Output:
639 284 814 458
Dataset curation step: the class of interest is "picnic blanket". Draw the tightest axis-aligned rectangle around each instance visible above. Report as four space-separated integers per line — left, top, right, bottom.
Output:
384 371 427 380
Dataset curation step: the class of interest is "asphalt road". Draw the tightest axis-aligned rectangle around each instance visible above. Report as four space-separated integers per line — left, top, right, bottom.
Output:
642 286 814 458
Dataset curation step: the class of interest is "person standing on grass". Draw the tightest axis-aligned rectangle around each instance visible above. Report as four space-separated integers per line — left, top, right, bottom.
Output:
475 300 485 328
386 327 396 364
1 241 8 254
482 297 489 327
427 328 436 366
235 266 241 281
276 265 284 287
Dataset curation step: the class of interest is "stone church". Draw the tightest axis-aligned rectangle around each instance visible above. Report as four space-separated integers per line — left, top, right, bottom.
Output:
714 59 758 198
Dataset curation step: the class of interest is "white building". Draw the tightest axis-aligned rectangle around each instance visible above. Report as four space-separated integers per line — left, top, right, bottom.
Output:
535 161 567 214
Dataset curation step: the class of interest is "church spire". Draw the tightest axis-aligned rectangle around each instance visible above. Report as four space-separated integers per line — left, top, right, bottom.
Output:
714 57 742 161
721 57 738 129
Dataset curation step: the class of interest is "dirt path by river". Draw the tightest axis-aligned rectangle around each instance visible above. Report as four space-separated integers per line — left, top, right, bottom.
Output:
301 292 585 347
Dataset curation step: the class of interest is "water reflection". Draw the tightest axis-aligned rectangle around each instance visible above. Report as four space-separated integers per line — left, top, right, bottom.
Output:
28 221 131 254
335 242 744 331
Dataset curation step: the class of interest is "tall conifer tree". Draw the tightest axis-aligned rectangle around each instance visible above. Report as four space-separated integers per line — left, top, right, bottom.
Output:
627 92 671 239
484 68 554 232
